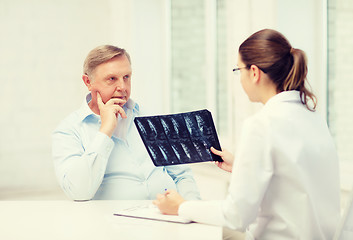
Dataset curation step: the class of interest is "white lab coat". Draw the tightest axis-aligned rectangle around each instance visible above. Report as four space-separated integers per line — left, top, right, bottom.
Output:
179 91 340 240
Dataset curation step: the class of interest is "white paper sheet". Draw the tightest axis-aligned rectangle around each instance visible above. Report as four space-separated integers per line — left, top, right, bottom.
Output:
114 204 192 224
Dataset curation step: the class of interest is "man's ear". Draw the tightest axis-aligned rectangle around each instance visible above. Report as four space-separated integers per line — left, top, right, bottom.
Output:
82 74 92 91
250 65 261 84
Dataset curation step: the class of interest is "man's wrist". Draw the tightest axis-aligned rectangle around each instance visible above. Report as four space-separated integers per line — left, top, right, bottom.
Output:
99 127 113 138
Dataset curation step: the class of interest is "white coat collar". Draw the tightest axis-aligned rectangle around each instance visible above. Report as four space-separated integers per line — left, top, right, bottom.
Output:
264 90 301 109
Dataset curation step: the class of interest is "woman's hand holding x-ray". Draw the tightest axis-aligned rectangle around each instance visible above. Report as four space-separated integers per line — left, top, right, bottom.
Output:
211 147 234 172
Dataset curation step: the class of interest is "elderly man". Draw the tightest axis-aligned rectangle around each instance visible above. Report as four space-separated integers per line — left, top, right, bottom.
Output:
52 45 200 201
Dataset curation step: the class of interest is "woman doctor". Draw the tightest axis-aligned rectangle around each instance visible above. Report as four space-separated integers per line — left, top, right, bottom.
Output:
153 29 340 239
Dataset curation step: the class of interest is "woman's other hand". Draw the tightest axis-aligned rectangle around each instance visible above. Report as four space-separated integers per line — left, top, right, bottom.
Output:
153 189 185 215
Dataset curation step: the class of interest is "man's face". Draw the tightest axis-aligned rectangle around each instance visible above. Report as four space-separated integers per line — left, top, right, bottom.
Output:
85 55 132 108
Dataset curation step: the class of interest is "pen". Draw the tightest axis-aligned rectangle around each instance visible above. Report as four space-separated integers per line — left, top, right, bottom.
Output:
164 188 170 197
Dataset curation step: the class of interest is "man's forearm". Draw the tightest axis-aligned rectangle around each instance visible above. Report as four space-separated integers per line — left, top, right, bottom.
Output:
165 165 201 200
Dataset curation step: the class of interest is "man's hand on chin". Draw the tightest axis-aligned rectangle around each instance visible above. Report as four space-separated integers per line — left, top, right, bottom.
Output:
97 92 127 137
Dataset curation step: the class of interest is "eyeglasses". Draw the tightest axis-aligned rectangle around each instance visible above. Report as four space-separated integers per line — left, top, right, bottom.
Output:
233 67 248 73
232 67 247 74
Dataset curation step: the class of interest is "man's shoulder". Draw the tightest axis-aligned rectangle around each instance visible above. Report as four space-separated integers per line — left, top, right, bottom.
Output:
54 109 86 133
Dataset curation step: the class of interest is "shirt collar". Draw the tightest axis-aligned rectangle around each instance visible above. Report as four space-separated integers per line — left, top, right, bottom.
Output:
77 93 139 122
263 90 301 109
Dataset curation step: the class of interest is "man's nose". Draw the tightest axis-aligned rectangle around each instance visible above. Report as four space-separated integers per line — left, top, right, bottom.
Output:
115 79 126 91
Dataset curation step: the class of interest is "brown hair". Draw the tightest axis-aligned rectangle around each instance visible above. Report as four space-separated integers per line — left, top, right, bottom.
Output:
239 29 317 111
83 45 131 77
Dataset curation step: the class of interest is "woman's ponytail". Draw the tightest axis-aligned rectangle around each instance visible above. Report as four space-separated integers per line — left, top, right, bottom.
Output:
284 48 317 111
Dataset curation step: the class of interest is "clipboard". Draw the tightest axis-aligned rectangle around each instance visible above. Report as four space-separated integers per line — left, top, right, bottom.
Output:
114 204 192 224
134 109 223 166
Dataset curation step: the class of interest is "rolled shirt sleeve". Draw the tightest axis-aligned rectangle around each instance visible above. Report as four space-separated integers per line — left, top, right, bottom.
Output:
165 164 201 200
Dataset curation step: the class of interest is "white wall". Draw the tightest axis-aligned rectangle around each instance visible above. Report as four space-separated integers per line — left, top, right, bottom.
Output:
130 0 168 115
0 0 108 193
227 0 277 146
276 0 327 115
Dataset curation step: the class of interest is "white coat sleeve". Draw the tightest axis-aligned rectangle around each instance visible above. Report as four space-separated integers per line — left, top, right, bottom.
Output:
178 117 274 230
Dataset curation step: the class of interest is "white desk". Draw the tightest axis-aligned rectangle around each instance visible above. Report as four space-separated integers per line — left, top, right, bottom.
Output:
0 200 222 240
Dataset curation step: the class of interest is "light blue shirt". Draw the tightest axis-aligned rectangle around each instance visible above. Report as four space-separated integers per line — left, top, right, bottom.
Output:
52 93 201 201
